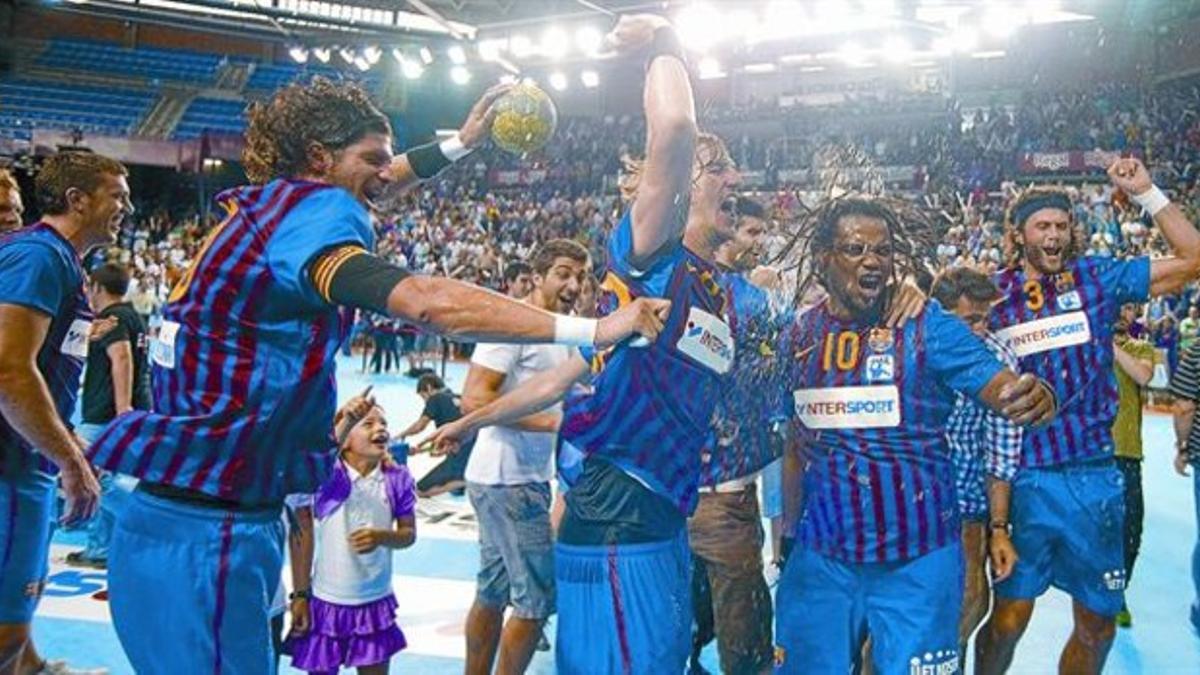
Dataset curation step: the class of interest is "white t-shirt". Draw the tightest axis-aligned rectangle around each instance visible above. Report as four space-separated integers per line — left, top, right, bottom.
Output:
464 342 571 485
311 463 396 605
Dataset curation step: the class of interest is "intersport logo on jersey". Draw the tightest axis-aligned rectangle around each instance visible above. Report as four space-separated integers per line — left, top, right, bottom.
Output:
793 385 901 429
994 311 1091 357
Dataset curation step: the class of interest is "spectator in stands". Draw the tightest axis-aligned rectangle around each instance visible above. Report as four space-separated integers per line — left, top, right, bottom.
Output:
0 167 23 233
1182 305 1200 352
503 261 533 298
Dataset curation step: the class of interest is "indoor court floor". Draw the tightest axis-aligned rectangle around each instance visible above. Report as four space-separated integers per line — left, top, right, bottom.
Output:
31 356 1200 673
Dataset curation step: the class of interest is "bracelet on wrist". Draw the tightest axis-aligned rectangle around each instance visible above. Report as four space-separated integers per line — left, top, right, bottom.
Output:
289 589 311 601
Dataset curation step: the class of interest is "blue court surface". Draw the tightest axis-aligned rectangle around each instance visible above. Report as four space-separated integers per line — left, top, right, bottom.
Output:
32 357 1200 673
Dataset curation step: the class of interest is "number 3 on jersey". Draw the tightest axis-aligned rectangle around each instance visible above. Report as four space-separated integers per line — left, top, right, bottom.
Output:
1024 279 1044 312
822 331 860 372
167 201 237 304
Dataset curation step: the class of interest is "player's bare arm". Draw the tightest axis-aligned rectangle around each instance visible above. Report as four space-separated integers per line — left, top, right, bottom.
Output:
308 246 670 348
427 354 590 455
384 84 512 193
611 15 698 268
461 363 562 433
0 303 100 524
1108 158 1200 295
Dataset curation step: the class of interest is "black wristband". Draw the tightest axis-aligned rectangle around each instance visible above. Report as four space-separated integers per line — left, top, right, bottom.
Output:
647 27 687 69
326 252 410 315
406 141 453 179
289 589 311 601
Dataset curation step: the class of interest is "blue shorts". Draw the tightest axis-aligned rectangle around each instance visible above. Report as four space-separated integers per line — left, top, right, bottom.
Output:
995 461 1126 617
760 458 783 520
108 489 284 675
775 544 962 675
555 530 691 674
0 464 55 623
468 481 555 619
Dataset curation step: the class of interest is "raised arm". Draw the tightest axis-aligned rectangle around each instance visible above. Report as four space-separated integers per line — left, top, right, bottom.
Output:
608 15 698 268
383 85 511 194
1107 158 1200 296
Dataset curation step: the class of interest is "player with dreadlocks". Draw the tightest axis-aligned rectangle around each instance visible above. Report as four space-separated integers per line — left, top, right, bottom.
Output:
85 76 669 674
976 158 1200 674
774 196 1057 674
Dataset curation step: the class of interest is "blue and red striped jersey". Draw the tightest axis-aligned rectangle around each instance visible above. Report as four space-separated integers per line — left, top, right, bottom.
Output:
560 210 735 515
88 179 374 504
700 272 794 486
990 256 1149 468
787 300 1004 563
0 224 92 476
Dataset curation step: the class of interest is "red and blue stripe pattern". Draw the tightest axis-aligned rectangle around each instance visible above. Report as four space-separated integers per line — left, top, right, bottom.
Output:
787 301 1003 563
990 256 1149 468
89 179 374 504
700 272 794 486
560 211 734 516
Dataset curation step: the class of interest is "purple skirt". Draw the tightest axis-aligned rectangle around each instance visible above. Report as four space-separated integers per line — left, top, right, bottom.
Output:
287 594 407 670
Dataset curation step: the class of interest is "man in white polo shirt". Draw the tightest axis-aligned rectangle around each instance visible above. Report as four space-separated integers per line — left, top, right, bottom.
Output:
460 239 590 675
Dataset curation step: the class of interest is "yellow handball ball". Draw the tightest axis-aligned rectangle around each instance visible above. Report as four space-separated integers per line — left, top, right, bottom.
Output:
490 82 558 155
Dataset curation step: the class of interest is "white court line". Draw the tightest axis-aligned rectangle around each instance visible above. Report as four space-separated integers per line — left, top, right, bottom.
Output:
37 545 477 659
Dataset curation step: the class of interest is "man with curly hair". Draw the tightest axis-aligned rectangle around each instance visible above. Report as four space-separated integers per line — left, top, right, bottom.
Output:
977 159 1200 674
85 77 669 674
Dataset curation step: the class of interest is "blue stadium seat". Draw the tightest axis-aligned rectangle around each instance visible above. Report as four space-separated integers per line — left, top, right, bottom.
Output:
172 97 247 139
0 78 156 138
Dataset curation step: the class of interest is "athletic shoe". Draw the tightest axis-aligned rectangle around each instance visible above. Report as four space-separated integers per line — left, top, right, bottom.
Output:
64 551 107 570
37 660 109 675
1115 606 1132 628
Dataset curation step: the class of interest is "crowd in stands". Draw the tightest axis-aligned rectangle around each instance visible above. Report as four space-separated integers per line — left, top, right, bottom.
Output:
80 76 1200 374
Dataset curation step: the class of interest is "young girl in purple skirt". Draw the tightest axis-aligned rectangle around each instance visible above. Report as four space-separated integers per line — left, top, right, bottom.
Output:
287 391 417 674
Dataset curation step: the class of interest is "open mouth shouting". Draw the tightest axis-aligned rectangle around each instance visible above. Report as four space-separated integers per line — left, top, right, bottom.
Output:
370 429 390 449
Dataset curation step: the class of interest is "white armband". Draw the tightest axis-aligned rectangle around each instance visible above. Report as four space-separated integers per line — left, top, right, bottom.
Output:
438 134 472 162
554 315 597 347
1132 185 1170 217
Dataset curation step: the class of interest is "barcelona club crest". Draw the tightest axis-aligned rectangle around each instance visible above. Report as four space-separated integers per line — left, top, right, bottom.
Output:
868 328 894 353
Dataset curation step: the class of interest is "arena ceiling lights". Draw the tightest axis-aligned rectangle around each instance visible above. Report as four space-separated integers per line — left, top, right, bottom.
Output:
56 0 478 40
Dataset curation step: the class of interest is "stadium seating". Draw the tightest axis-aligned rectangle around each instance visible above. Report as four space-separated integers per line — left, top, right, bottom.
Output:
0 79 156 137
37 39 223 84
244 60 380 92
173 97 247 140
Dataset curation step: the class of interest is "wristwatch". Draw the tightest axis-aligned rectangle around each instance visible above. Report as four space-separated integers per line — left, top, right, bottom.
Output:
989 520 1012 536
289 589 311 601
